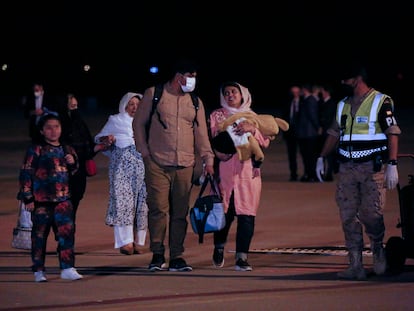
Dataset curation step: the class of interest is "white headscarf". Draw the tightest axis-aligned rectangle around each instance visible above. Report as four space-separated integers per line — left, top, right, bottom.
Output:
219 82 252 115
95 92 143 149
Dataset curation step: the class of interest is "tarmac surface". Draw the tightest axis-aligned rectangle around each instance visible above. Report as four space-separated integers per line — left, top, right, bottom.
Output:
1 103 413 310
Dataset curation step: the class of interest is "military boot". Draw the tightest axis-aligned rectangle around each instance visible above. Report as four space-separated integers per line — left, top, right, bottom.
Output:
372 243 387 275
338 250 367 280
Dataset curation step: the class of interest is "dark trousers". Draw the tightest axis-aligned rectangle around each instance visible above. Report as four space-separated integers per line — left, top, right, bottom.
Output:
298 136 319 180
214 192 255 254
284 134 299 179
69 169 87 223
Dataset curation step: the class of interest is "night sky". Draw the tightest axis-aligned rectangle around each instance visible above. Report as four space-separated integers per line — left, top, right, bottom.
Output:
1 1 412 108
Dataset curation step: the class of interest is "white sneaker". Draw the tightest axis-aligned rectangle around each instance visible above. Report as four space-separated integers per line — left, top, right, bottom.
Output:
34 271 47 282
61 267 83 280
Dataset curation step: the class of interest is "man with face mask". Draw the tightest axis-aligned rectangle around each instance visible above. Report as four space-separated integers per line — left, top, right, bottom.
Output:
316 64 401 280
23 82 59 143
132 59 215 272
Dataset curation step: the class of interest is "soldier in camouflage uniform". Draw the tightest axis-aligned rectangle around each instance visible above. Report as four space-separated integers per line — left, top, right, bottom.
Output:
316 65 401 280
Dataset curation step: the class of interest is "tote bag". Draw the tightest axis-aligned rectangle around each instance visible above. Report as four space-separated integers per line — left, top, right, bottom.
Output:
189 174 226 243
11 201 32 250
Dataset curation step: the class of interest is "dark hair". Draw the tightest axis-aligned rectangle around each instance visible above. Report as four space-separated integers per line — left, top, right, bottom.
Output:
37 113 61 130
341 63 368 81
220 81 241 95
171 59 198 75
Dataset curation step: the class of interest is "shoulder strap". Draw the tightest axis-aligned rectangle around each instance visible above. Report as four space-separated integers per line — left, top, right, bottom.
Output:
151 84 167 129
197 174 210 198
152 83 163 106
150 84 200 131
190 92 199 127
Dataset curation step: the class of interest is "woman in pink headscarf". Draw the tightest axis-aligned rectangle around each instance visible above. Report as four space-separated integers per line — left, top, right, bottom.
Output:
209 82 271 271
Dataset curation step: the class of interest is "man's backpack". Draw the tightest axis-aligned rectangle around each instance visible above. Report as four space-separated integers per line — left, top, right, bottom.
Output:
148 83 199 132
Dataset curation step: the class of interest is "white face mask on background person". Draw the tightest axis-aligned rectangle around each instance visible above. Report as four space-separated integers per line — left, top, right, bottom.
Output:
180 77 196 93
34 91 42 97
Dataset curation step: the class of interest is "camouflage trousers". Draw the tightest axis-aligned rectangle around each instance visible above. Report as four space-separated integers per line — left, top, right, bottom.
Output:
335 161 386 252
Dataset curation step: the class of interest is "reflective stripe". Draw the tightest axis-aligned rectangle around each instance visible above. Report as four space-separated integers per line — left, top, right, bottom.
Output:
337 100 345 123
368 93 382 134
337 93 386 141
342 133 387 140
338 146 387 159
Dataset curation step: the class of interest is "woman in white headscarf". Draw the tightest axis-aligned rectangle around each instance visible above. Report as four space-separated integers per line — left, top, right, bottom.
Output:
95 92 148 255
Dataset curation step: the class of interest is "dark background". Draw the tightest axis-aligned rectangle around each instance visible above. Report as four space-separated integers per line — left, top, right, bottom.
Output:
0 1 412 109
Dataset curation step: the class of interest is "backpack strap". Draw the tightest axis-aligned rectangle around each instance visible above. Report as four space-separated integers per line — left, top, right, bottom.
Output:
190 92 199 127
152 84 167 129
150 84 199 131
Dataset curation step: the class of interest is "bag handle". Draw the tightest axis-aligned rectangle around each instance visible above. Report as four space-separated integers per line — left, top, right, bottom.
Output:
194 174 222 243
197 174 221 199
16 201 23 227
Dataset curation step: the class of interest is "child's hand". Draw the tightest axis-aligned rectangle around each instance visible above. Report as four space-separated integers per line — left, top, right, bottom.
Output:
100 135 116 146
96 143 109 152
107 135 116 145
65 154 75 164
236 120 256 135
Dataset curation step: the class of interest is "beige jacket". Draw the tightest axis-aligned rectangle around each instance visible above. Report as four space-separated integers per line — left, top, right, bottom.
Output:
133 85 214 168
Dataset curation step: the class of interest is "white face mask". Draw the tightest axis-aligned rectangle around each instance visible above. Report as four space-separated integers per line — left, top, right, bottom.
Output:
180 77 196 93
34 91 42 97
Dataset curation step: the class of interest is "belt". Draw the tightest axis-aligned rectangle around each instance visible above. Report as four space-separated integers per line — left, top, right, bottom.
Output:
338 146 387 159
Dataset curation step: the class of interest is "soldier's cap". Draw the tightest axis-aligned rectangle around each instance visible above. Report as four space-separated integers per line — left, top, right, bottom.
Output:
341 63 368 80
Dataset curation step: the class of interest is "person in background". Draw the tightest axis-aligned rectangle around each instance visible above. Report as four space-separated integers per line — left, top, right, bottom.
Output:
132 60 215 272
317 84 337 181
18 113 83 282
209 81 271 271
316 64 401 280
297 83 320 182
282 85 302 181
95 92 148 255
22 82 59 143
58 93 104 223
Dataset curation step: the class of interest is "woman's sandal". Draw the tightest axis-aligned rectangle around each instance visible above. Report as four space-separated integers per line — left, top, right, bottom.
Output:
119 244 134 255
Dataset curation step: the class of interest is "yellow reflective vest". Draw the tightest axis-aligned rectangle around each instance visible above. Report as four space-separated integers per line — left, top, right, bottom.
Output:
336 90 389 162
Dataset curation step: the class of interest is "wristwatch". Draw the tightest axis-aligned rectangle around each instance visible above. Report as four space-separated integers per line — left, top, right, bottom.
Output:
387 159 398 165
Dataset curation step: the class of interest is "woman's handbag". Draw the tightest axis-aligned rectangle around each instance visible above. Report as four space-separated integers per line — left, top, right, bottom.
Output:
189 174 226 243
11 201 32 250
85 159 97 177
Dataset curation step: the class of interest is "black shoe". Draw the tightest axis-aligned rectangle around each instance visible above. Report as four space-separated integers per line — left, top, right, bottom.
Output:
168 258 193 272
148 254 167 271
235 258 252 271
212 248 224 268
300 175 318 182
324 175 334 182
289 175 298 182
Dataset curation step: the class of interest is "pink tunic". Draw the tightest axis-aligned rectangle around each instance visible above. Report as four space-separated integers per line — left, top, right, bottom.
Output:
209 108 270 216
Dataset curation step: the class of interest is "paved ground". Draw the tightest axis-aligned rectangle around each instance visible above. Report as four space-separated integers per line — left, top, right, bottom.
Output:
1 103 413 310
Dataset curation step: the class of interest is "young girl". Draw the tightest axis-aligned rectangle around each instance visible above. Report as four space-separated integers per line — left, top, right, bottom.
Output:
18 113 83 282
